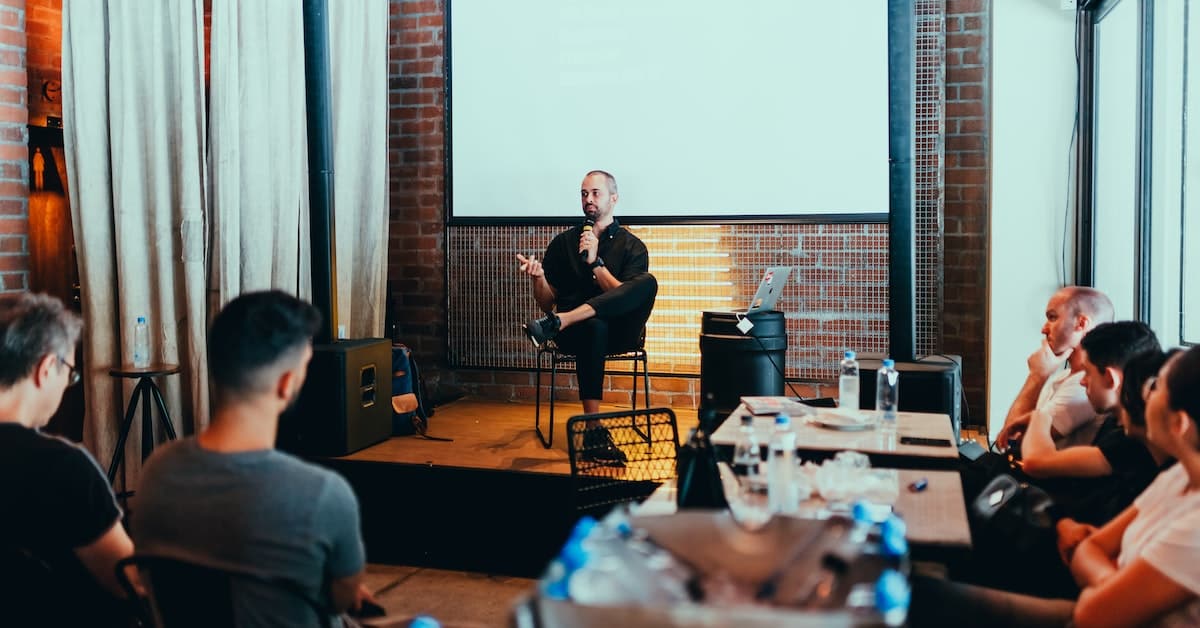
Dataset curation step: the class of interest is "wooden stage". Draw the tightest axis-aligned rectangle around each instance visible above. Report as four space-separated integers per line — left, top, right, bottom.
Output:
314 398 698 577
341 398 700 475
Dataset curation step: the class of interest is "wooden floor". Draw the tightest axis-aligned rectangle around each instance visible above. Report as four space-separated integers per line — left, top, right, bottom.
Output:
340 397 699 475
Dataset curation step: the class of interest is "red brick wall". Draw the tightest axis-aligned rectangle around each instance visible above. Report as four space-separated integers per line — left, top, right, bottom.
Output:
943 0 989 426
0 0 27 293
388 0 446 362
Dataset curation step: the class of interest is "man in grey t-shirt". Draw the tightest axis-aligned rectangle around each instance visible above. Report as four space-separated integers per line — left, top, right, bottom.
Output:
135 291 371 626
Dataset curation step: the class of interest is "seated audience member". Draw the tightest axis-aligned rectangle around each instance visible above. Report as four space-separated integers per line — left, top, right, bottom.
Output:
996 286 1114 451
1016 321 1163 524
911 346 1200 627
0 293 135 627
134 291 373 626
1054 348 1178 572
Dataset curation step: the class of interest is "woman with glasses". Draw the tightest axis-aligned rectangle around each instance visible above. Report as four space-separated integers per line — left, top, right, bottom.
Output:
0 292 136 627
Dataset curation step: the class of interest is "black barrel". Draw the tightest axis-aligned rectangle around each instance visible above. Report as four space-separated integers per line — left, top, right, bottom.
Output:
699 310 788 418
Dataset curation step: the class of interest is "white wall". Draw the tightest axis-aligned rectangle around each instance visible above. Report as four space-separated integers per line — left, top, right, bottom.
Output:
988 0 1079 436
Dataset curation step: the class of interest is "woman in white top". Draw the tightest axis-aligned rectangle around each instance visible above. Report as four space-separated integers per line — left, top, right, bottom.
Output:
910 345 1200 627
1069 344 1200 626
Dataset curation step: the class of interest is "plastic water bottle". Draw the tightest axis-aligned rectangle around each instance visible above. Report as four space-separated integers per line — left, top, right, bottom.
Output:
767 414 797 514
732 414 762 480
839 350 860 410
133 316 150 368
876 358 899 431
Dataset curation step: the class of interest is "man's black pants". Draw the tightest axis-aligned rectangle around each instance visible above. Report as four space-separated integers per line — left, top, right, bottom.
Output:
553 273 658 400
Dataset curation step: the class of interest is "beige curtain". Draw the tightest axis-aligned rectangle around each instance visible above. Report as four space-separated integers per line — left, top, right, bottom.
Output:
62 0 209 488
210 0 388 338
331 0 389 337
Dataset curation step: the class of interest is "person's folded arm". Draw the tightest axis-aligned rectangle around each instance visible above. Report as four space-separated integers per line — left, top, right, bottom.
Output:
1070 506 1137 588
1074 558 1193 628
1021 444 1113 479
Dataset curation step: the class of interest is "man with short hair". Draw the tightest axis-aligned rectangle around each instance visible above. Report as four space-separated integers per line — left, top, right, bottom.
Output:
516 170 658 460
0 292 135 627
135 291 371 626
996 286 1114 450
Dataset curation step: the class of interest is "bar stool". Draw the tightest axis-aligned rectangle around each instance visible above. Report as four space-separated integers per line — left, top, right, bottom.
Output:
106 363 180 487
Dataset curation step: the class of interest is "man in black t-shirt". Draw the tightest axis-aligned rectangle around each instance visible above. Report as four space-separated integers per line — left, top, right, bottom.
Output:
516 171 658 459
0 293 135 627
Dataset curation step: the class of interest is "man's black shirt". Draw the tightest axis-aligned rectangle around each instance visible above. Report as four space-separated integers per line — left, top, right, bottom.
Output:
542 218 648 311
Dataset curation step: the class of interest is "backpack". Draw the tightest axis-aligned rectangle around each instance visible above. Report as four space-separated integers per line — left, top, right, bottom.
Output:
391 344 450 440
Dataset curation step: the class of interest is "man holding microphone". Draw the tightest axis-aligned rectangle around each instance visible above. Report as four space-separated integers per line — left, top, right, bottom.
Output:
516 170 658 461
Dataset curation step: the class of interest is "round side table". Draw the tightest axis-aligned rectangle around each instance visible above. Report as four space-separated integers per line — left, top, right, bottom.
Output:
105 363 181 486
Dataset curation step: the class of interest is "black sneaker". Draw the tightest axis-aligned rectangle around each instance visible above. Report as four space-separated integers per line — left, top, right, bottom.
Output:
580 428 627 466
523 313 561 348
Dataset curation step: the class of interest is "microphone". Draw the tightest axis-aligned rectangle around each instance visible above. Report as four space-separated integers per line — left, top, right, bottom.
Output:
580 218 595 263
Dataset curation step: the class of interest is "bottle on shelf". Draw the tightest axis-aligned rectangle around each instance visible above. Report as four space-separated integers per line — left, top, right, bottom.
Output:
839 350 860 411
876 358 900 432
767 414 797 514
133 316 150 368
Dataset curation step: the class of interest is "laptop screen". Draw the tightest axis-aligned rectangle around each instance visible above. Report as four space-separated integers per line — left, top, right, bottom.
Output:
746 266 792 313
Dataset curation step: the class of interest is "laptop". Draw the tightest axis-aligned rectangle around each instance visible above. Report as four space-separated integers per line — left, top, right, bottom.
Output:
745 266 792 314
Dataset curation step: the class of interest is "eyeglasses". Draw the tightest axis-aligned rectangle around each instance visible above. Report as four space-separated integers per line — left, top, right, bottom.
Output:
58 356 81 387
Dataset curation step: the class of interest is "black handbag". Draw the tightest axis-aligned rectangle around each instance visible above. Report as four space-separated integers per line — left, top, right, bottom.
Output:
970 473 1056 553
676 425 728 510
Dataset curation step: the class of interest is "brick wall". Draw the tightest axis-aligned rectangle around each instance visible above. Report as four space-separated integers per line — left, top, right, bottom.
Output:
943 0 990 426
388 0 446 364
0 0 27 294
387 0 990 416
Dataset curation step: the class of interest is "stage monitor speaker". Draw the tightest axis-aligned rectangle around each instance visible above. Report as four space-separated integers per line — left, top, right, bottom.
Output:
858 355 962 442
278 338 393 457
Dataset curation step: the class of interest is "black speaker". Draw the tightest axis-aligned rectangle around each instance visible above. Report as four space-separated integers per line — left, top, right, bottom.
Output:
278 338 393 457
859 355 962 441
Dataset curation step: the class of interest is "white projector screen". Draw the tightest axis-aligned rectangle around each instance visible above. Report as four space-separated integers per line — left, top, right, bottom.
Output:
448 0 892 222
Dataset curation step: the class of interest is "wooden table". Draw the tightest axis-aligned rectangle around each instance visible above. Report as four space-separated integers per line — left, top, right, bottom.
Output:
636 468 972 557
711 404 960 469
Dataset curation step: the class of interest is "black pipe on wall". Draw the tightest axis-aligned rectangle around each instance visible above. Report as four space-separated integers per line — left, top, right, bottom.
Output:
302 0 338 344
888 0 916 363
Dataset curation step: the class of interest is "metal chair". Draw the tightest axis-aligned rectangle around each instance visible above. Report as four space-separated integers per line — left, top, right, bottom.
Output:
534 330 650 449
566 407 679 517
116 554 333 628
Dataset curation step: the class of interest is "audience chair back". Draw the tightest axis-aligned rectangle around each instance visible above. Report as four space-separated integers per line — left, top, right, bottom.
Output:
566 407 679 518
534 328 651 449
116 555 332 628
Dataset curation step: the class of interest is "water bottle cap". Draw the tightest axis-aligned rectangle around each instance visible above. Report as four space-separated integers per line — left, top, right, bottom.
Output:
774 414 790 427
882 358 895 368
874 570 911 613
137 316 146 324
844 350 856 359
880 514 909 557
559 539 589 570
570 516 598 541
409 616 442 628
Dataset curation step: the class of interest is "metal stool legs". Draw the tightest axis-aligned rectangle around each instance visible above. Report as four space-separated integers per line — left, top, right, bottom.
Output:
107 376 178 485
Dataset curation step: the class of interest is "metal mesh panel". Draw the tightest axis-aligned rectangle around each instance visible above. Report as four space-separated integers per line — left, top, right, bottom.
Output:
915 0 946 355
